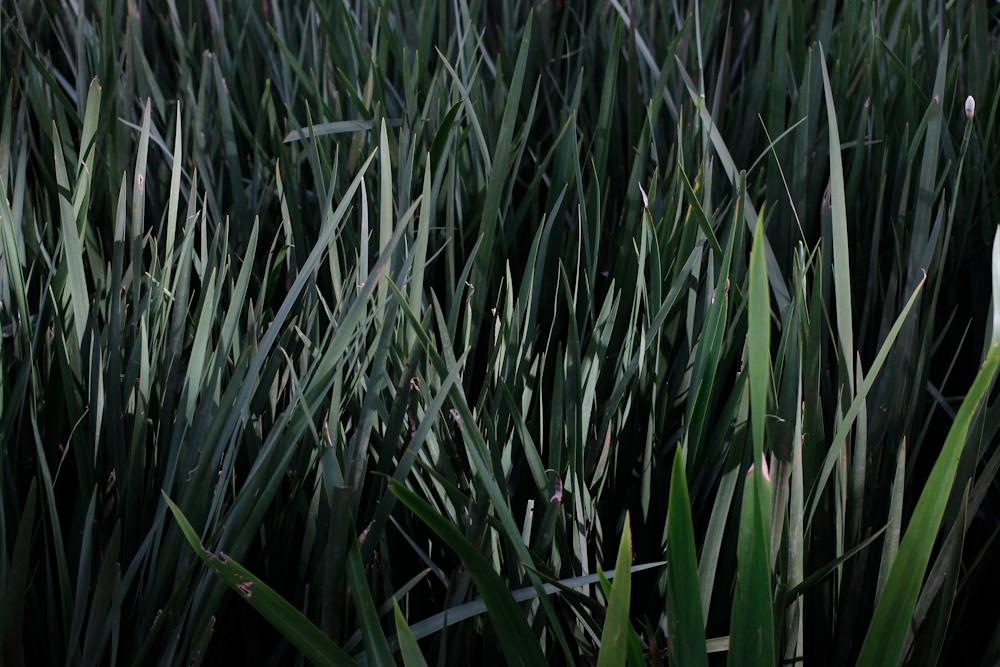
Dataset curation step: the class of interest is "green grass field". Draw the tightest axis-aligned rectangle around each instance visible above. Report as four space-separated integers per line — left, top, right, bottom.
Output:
1 0 1000 665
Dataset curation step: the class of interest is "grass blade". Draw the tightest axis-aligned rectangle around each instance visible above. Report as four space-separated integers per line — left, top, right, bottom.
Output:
597 511 632 667
393 600 428 667
386 480 547 667
665 448 708 667
163 494 358 667
467 11 533 345
855 230 1000 667
818 42 855 394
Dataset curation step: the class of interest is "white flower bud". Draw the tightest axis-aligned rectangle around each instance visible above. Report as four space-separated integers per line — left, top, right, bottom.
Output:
966 95 976 121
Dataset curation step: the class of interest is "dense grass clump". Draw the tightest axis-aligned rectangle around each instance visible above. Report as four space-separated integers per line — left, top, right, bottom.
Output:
2 0 1000 665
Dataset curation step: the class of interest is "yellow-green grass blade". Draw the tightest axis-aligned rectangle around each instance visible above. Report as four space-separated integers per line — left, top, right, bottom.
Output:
596 511 632 667
596 566 645 667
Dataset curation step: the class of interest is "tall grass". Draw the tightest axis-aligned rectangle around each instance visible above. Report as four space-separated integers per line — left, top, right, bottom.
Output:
1 0 999 665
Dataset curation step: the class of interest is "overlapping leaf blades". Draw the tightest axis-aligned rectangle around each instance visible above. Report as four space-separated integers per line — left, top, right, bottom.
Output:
1 0 999 665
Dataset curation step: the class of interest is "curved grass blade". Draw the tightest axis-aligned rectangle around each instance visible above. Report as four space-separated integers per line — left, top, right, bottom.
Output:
386 480 547 667
806 277 926 528
855 232 1000 667
372 561 665 649
284 119 402 143
163 494 358 667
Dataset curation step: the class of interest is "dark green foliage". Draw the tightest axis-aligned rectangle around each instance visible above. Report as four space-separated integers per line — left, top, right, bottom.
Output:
1 0 999 665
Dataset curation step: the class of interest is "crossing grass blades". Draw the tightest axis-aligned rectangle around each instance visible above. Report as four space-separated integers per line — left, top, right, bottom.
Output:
1 0 1000 665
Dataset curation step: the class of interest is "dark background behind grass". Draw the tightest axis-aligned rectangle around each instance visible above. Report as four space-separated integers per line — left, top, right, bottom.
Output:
2 0 1000 665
